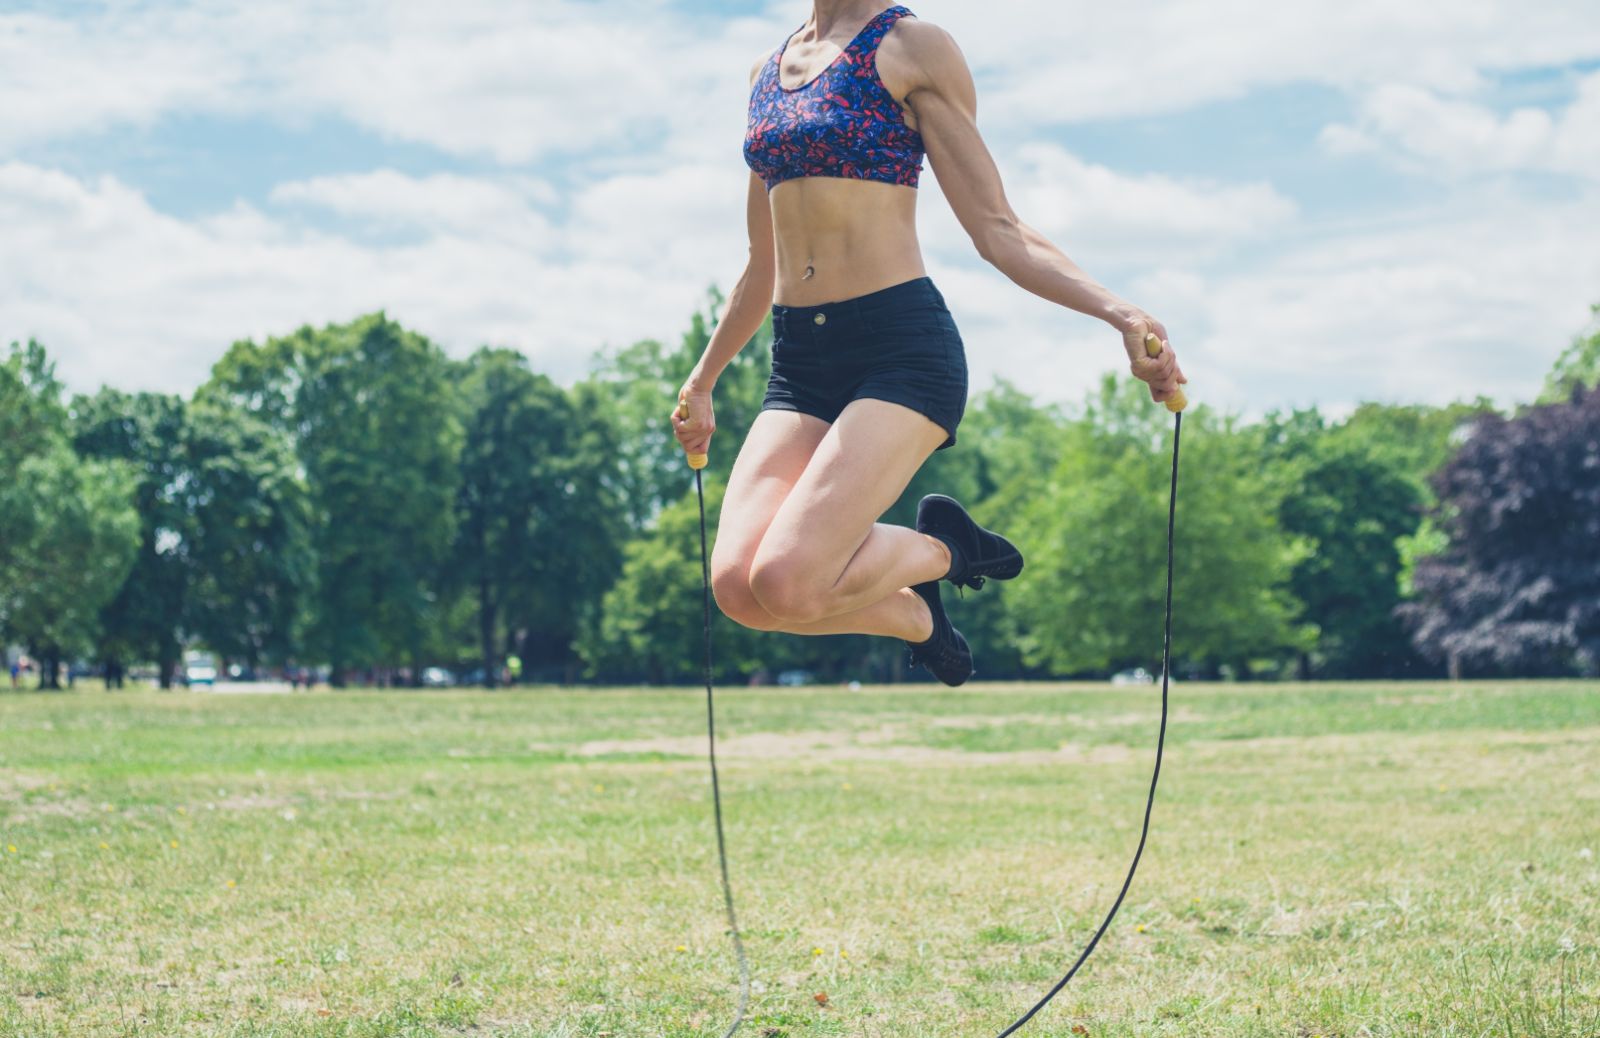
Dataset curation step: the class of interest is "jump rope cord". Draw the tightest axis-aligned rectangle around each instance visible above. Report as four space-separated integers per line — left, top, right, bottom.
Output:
992 408 1181 1036
694 465 752 1038
684 373 1182 1038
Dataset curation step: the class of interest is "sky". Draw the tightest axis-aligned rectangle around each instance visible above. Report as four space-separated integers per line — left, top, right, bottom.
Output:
2 0 1598 418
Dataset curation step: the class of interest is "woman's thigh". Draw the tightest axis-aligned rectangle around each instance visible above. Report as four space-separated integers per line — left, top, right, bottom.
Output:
750 396 948 592
711 408 832 588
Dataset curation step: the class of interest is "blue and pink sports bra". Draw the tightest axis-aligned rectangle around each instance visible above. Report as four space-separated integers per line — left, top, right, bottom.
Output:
743 5 926 192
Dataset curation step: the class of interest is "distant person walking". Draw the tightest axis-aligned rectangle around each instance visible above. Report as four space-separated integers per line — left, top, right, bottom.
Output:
8 659 18 689
671 2 1185 685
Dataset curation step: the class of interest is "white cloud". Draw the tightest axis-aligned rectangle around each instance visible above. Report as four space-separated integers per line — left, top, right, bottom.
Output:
1200 182 1600 410
1319 71 1600 179
956 144 1299 265
0 7 246 147
0 161 749 395
914 168 1600 415
7 1 1600 162
4 142 1594 416
270 171 560 247
0 0 772 164
955 0 1600 131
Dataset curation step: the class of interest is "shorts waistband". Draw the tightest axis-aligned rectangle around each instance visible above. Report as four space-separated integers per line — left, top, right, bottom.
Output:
770 275 941 320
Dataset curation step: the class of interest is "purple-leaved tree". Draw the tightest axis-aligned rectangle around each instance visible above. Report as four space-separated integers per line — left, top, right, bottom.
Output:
1400 386 1600 677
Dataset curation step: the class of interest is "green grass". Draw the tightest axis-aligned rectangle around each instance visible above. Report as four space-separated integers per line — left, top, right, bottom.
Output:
1 679 1596 1036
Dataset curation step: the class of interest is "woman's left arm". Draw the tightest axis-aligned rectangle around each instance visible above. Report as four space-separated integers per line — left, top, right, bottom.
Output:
895 20 1184 393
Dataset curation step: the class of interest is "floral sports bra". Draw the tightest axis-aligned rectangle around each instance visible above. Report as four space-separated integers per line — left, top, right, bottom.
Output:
743 5 926 192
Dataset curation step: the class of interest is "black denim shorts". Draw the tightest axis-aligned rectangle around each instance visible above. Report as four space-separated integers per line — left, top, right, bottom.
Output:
761 275 968 450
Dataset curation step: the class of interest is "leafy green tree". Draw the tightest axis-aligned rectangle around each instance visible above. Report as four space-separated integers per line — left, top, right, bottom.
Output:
1 341 140 688
1251 408 1428 677
998 376 1312 677
1333 400 1497 500
451 348 626 685
0 339 68 460
0 447 141 688
577 474 771 683
183 398 314 672
582 286 774 530
1539 302 1600 403
71 391 312 684
71 391 193 686
204 313 462 685
962 375 1070 501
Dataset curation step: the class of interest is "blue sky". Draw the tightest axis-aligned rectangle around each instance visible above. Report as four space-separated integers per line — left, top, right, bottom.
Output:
2 0 1598 416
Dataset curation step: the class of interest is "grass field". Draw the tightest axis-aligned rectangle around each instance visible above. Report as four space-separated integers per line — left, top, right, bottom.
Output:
1 679 1596 1037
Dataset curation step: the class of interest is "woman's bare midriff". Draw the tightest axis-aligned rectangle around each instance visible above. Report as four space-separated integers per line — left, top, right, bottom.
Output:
769 175 926 305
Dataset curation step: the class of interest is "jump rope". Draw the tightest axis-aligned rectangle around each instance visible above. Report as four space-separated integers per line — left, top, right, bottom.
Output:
673 331 1185 1036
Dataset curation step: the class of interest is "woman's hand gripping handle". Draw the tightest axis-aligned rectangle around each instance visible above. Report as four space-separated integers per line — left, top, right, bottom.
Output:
1143 332 1187 412
673 388 712 470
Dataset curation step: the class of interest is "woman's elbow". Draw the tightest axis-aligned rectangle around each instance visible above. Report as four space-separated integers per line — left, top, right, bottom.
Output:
973 213 1023 267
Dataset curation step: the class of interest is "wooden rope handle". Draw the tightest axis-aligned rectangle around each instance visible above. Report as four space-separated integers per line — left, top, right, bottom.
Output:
674 396 709 470
1144 332 1188 413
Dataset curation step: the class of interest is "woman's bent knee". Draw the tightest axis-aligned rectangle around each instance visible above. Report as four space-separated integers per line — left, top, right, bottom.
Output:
711 566 785 631
748 558 830 624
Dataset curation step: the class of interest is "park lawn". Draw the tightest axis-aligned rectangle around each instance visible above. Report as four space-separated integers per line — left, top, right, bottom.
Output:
0 680 1596 1037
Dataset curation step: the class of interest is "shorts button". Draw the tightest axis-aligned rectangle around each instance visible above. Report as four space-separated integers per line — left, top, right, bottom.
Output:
813 312 826 325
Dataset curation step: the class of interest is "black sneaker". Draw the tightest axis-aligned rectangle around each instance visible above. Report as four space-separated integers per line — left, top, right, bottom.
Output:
905 579 973 686
916 493 1025 593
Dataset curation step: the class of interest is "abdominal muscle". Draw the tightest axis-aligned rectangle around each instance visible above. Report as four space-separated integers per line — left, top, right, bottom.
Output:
768 175 926 305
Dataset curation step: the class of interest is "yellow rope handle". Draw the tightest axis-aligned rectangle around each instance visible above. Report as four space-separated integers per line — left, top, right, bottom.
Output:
1144 332 1188 413
675 396 709 470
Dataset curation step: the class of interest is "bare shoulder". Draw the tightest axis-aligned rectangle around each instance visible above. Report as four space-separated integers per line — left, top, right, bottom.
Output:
749 48 772 90
877 14 971 97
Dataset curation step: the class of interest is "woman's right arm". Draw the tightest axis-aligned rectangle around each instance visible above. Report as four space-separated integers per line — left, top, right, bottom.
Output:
672 59 778 459
685 169 776 393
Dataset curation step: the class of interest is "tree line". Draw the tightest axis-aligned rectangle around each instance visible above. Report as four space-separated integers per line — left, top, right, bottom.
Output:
3 292 1597 689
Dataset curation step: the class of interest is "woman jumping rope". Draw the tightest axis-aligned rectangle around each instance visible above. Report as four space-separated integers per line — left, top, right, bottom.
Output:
671 2 1187 685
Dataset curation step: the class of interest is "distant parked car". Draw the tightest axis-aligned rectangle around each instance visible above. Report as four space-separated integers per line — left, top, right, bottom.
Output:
185 656 217 687
777 669 815 687
421 667 455 688
1110 667 1155 686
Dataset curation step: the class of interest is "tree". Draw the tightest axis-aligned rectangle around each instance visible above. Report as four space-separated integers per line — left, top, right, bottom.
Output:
1539 302 1600 403
182 398 314 672
451 348 626 686
1334 399 1498 500
582 286 774 531
71 391 313 685
1252 408 1428 677
576 474 773 684
1 341 140 688
0 447 141 688
71 390 193 686
998 376 1312 677
203 313 462 685
0 339 67 459
1400 387 1600 676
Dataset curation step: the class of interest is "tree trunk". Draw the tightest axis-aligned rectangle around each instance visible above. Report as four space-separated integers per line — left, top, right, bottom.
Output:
39 648 61 690
479 574 497 690
157 641 178 690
